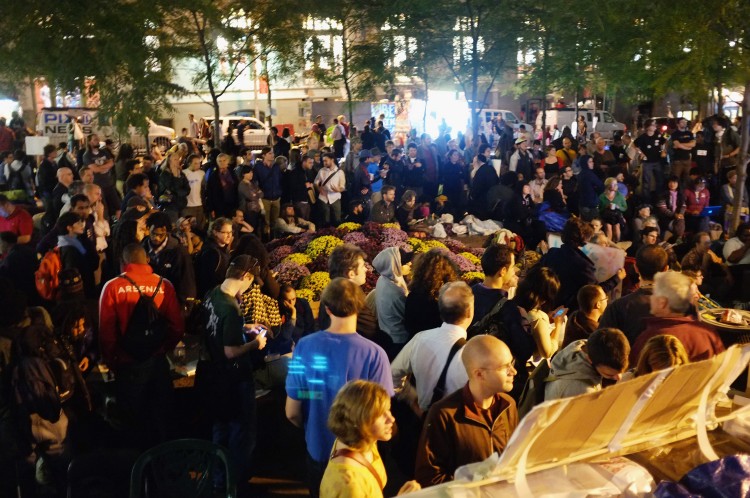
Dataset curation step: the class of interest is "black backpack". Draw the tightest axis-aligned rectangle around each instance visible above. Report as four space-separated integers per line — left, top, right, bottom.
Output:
119 274 168 361
7 160 29 190
467 296 509 340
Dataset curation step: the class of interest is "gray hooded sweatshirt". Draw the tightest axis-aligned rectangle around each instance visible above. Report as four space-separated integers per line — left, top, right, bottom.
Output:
544 339 602 401
372 247 409 344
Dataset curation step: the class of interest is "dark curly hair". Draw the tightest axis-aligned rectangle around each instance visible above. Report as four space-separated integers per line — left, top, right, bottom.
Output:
561 217 594 247
408 248 458 300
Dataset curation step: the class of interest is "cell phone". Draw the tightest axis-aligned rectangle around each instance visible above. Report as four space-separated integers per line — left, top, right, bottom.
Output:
553 309 565 318
258 328 267 337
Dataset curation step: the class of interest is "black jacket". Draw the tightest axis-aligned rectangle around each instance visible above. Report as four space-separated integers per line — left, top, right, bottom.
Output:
144 235 197 303
282 166 316 204
195 238 231 298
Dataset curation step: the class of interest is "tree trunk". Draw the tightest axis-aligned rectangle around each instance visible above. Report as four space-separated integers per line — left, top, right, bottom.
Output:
264 56 273 128
730 80 750 234
213 98 222 146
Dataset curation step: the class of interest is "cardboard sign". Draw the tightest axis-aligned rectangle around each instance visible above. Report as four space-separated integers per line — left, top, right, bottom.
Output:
25 136 50 156
547 234 625 282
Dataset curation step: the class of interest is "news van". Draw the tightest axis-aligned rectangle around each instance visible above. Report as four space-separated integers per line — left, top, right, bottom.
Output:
36 108 175 151
535 108 626 140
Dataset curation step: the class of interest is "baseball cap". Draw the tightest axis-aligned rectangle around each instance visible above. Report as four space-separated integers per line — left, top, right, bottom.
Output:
358 150 372 159
229 254 261 278
369 147 382 157
515 137 527 144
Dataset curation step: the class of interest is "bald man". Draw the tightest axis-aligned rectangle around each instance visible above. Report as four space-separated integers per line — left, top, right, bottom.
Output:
415 335 519 487
44 166 75 229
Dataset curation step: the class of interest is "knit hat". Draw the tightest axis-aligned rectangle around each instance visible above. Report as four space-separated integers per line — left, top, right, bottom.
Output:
58 268 84 300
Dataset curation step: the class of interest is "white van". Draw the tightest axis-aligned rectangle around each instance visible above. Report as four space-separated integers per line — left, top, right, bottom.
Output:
36 107 175 151
535 108 626 140
203 116 270 148
479 109 532 132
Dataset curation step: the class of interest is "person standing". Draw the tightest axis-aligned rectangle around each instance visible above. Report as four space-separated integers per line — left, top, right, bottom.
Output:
199 255 267 493
182 153 207 230
670 117 695 186
315 152 346 227
82 133 120 220
99 243 184 447
633 120 665 198
254 147 282 239
285 278 393 498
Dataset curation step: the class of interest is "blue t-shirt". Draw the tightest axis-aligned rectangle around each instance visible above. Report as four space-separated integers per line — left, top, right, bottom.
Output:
367 162 383 193
286 331 394 462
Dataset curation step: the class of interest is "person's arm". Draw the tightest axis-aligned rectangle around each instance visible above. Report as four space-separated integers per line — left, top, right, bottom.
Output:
161 280 185 351
726 240 750 264
285 397 303 428
98 282 119 368
530 311 559 359
415 408 455 487
390 337 416 389
223 336 265 359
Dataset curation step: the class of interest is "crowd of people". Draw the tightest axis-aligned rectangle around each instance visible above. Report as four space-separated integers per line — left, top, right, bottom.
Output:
0 110 748 497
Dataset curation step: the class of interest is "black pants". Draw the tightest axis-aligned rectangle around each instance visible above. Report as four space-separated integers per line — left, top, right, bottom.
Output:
114 355 173 449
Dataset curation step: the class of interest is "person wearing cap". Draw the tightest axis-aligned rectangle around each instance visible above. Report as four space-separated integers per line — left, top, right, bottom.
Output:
367 147 385 204
314 152 346 227
99 243 184 447
684 177 710 233
197 254 267 493
509 137 535 182
351 149 373 207
632 203 653 236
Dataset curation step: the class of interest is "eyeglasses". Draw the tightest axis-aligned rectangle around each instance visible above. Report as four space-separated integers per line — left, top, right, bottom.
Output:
482 359 516 373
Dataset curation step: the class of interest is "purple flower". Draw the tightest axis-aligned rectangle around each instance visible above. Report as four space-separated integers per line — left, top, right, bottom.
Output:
343 231 368 246
292 232 317 253
380 228 408 247
273 261 311 287
269 245 293 267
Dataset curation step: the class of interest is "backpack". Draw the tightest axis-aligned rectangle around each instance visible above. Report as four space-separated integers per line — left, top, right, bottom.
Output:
35 248 62 301
467 296 509 340
118 274 168 361
517 358 555 419
6 161 28 190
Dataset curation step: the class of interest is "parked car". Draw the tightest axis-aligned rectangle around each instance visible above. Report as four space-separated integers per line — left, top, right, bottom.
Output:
536 108 626 140
480 108 533 132
203 116 270 148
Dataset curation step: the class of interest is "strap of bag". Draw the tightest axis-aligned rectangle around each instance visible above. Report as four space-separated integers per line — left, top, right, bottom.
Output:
430 337 467 407
330 448 384 490
119 273 162 300
320 168 340 188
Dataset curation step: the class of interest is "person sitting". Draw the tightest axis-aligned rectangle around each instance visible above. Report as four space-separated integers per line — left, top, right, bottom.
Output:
631 203 652 236
538 176 569 232
320 380 420 498
623 334 689 381
655 176 686 242
370 185 397 224
721 169 749 231
545 328 630 401
396 190 429 237
540 217 625 311
415 335 518 487
276 203 315 235
684 177 710 234
598 177 627 243
562 285 607 347
630 271 724 365
627 226 659 258
277 284 316 345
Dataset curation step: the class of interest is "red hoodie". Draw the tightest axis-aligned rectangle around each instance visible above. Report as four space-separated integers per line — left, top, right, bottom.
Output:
99 263 184 369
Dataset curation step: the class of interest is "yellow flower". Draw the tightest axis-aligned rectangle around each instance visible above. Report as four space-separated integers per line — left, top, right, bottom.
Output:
304 236 344 259
459 252 481 265
417 240 448 253
381 222 400 229
283 253 312 266
337 222 362 232
300 271 331 300
461 271 485 283
295 288 315 302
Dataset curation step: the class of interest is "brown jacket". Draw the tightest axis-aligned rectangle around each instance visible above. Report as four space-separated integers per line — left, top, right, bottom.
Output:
415 383 518 487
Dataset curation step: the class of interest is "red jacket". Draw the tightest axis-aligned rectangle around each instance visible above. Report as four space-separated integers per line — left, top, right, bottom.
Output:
99 263 184 369
630 315 724 366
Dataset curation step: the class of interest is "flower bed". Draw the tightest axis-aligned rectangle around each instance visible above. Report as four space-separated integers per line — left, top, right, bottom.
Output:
266 223 487 301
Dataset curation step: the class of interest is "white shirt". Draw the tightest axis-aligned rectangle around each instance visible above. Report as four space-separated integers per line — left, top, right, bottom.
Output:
723 237 750 266
529 179 547 204
184 168 205 207
314 166 345 204
391 323 469 412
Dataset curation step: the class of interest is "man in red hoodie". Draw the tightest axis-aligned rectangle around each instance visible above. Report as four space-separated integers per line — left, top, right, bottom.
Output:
99 242 184 447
